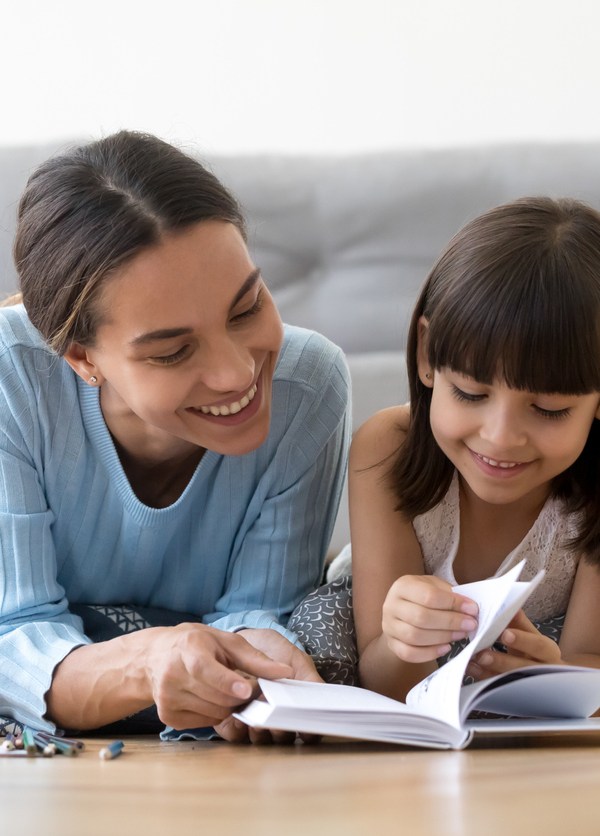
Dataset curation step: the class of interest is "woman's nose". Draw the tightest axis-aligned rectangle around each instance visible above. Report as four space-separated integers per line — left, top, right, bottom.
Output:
197 338 255 394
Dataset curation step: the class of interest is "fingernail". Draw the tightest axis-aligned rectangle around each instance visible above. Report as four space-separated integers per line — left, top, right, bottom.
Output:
460 618 477 631
503 630 515 644
461 602 478 616
478 652 493 666
232 681 251 699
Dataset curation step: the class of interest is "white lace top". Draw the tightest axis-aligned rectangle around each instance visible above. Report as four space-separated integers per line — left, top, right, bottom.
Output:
412 472 580 620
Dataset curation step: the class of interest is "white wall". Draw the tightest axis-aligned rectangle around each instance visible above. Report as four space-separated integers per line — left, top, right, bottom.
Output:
2 0 600 153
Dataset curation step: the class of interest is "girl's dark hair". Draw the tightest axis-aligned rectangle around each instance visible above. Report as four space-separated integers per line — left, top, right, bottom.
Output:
390 196 600 560
13 130 246 354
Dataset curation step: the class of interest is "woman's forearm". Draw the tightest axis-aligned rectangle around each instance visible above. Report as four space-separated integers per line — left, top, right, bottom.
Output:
45 629 158 729
45 622 296 732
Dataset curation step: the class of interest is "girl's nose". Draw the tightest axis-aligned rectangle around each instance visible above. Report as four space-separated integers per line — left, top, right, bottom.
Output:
479 407 527 450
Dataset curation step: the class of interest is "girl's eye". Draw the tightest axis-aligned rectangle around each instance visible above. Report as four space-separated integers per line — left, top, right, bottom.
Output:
533 405 571 421
150 346 189 366
450 384 485 403
231 290 264 323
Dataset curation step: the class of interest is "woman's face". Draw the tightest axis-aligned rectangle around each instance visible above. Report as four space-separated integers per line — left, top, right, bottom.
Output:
67 220 284 460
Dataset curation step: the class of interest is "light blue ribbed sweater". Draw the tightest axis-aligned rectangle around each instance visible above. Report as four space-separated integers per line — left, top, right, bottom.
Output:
0 306 350 729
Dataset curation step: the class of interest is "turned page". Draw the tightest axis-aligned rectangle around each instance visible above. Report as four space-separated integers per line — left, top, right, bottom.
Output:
406 560 544 729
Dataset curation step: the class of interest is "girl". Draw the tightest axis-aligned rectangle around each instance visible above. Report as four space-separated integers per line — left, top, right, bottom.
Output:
349 196 600 701
0 131 350 740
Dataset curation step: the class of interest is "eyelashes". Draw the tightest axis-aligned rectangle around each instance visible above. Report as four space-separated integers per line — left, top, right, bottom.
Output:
450 384 571 420
148 290 266 366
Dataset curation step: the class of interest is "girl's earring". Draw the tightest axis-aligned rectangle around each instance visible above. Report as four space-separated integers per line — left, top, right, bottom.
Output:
425 372 432 380
89 375 98 385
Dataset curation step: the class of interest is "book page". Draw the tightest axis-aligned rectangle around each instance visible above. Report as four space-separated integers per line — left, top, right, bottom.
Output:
406 560 544 728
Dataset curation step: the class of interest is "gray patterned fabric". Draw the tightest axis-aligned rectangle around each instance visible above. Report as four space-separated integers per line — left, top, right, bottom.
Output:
288 575 358 685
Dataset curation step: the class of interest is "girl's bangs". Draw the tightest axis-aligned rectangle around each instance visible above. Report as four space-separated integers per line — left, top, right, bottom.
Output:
427 267 600 395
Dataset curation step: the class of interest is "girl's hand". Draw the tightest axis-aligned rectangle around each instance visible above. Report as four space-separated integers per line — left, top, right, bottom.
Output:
466 609 563 679
215 628 322 744
147 623 294 731
382 575 478 663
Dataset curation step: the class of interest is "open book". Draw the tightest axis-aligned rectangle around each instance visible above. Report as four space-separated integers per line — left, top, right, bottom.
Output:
235 560 600 749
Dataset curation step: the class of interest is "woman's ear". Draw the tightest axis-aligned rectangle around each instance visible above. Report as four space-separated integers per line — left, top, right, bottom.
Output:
416 316 434 387
63 343 102 387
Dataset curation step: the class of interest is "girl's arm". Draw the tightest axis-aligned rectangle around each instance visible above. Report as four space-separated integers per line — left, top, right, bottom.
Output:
350 407 477 701
560 559 600 667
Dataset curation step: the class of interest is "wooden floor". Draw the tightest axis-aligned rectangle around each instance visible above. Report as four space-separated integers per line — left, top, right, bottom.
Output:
2 732 599 836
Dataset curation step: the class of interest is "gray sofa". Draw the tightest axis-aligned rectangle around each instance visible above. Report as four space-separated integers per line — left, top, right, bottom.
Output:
3 140 600 551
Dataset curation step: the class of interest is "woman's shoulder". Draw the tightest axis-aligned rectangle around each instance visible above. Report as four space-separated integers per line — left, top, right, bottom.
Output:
277 324 350 390
351 404 410 469
0 303 48 355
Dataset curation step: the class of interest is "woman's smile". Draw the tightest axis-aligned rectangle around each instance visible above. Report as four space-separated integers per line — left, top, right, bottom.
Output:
186 376 263 425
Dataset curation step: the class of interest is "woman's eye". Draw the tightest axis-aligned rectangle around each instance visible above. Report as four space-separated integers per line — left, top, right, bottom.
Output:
231 291 264 323
150 347 189 366
533 405 571 421
450 384 485 403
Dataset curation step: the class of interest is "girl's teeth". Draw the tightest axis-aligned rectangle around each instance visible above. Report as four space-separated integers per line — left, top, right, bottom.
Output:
199 384 257 416
481 455 519 469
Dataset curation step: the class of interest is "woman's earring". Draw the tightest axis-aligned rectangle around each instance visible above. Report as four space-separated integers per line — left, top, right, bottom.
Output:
89 375 98 385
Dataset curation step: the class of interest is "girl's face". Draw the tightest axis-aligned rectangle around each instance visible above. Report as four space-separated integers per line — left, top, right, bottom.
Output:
423 366 600 509
66 220 284 461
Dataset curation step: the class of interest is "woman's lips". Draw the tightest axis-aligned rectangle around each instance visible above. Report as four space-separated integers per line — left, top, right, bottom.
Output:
196 383 258 416
186 377 263 425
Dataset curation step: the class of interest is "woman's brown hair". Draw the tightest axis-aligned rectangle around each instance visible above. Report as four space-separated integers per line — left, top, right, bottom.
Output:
389 196 600 560
13 130 245 355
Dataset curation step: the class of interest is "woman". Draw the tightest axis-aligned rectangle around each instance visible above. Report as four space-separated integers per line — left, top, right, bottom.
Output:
0 130 350 741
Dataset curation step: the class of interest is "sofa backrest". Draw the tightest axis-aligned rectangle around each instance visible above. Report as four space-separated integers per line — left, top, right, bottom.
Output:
2 141 600 358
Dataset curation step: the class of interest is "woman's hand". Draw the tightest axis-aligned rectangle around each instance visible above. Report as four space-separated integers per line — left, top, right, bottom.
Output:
466 609 563 679
382 574 478 663
145 623 295 731
215 628 322 744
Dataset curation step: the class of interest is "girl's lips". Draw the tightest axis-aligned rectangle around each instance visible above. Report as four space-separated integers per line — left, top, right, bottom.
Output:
468 448 532 478
186 376 263 426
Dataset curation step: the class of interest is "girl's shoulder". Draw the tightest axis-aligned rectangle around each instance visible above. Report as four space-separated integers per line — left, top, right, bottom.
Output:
351 404 409 469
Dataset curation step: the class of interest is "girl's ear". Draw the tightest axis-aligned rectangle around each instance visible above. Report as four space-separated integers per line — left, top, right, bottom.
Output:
63 342 103 387
416 316 434 387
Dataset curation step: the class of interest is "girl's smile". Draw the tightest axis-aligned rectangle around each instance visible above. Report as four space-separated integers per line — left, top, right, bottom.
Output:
468 448 532 479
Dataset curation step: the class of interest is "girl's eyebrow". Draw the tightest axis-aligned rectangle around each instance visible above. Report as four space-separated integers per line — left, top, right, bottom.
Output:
129 268 262 346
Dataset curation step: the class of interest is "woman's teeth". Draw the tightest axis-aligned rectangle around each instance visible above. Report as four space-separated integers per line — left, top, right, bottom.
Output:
199 384 258 416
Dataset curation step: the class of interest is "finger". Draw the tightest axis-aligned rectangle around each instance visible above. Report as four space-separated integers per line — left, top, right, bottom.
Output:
384 606 476 649
388 598 478 638
471 649 536 675
395 576 478 617
500 628 561 664
225 639 295 682
504 609 537 635
248 727 276 745
386 635 451 664
214 716 251 744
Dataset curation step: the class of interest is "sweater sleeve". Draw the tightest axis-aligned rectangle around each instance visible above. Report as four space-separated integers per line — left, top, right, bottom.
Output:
0 346 90 731
203 330 351 647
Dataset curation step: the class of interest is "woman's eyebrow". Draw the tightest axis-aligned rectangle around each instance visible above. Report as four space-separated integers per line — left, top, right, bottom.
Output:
129 269 262 346
229 268 261 310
